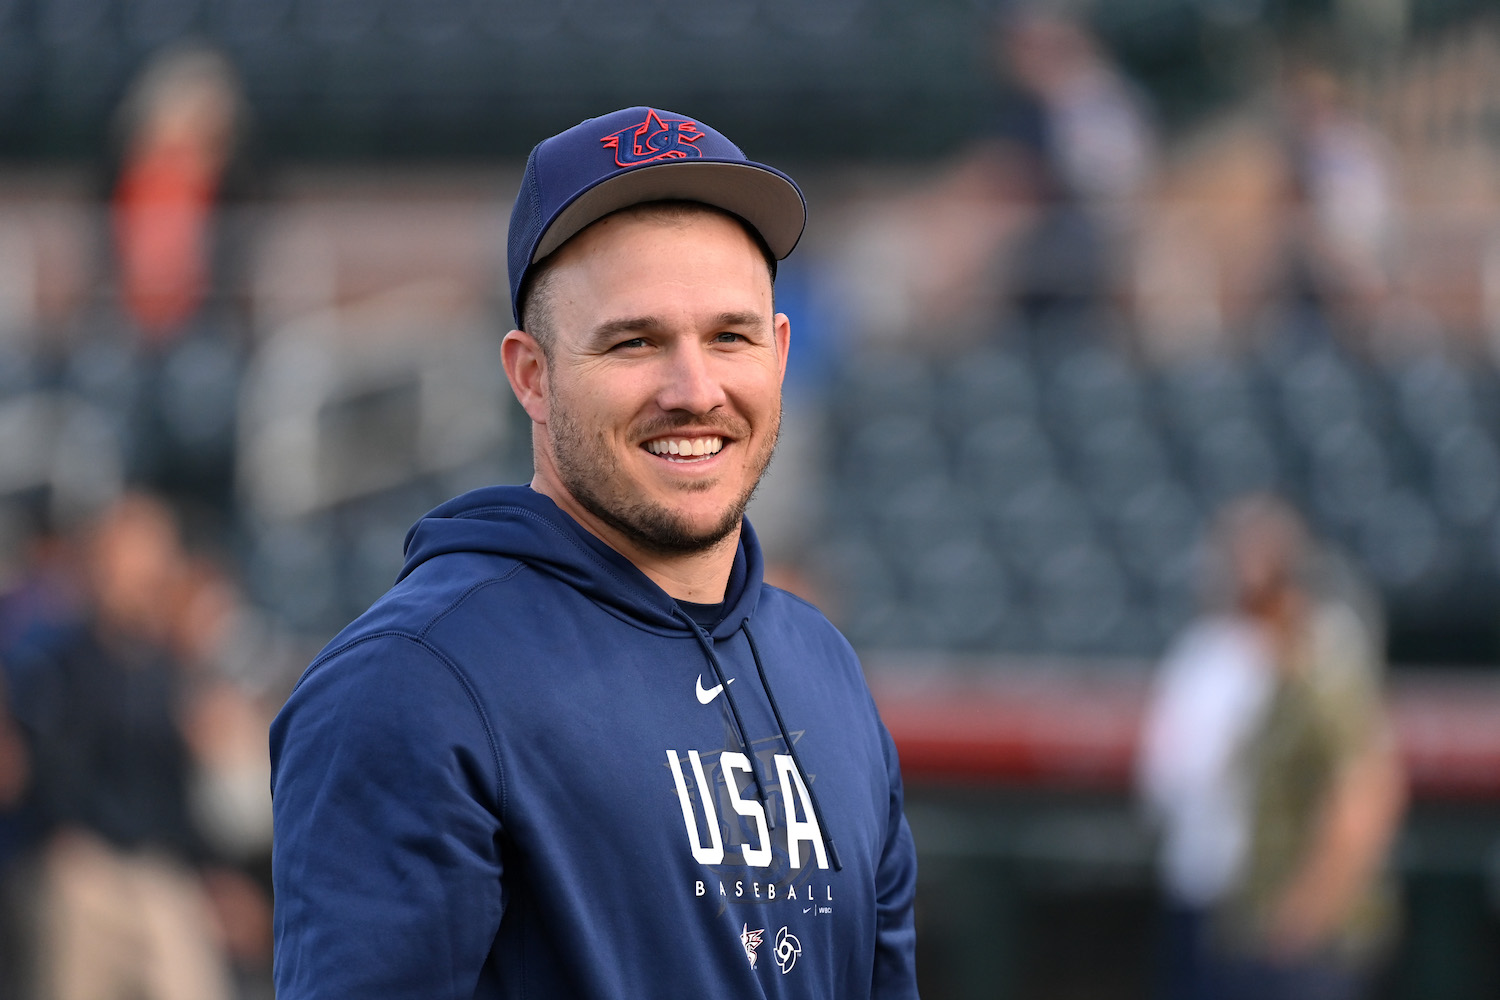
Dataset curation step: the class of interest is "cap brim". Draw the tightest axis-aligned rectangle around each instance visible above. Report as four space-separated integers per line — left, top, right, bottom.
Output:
533 159 806 264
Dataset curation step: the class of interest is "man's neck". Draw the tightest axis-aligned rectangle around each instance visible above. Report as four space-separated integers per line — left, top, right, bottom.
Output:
633 541 736 603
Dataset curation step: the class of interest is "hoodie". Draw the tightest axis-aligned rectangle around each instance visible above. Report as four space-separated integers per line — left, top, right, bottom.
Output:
270 485 919 999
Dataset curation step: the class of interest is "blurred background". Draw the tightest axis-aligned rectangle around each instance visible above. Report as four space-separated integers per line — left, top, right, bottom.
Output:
1 0 1499 997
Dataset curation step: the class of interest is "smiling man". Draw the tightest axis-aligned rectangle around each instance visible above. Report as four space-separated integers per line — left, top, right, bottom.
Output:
269 108 920 999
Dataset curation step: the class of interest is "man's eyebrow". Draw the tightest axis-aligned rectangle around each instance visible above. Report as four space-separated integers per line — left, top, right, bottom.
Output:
586 315 666 348
712 310 768 330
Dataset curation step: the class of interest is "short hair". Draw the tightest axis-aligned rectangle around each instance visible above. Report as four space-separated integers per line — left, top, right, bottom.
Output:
516 200 778 356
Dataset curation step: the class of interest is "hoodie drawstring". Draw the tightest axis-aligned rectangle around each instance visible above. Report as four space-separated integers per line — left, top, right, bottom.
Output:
677 608 844 873
677 610 775 824
742 620 843 872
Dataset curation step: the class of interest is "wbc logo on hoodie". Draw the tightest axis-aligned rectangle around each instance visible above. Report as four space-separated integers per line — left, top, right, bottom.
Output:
665 749 829 872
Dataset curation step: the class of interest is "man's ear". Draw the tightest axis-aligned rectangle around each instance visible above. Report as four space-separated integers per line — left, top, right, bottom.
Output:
501 329 549 424
773 312 792 382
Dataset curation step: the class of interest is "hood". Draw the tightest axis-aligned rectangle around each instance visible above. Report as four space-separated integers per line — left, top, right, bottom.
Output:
398 485 763 641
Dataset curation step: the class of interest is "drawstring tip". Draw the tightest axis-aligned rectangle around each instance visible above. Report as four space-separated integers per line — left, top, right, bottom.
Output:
827 839 843 872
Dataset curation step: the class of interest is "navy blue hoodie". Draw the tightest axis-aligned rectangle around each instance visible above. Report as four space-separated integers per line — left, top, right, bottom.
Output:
270 485 918 998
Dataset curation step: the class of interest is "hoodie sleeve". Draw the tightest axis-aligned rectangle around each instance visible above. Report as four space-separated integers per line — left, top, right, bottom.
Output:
270 634 505 999
871 721 920 999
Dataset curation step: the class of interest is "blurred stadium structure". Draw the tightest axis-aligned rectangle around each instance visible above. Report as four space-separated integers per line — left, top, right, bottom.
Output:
1 0 1500 998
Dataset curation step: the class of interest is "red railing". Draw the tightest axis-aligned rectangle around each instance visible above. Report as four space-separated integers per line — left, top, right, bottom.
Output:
870 663 1500 800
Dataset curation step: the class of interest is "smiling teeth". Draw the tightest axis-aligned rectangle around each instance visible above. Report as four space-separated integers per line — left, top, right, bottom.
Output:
646 437 723 457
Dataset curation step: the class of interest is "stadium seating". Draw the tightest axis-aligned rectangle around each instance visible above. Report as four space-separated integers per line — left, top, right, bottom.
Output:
817 331 1500 663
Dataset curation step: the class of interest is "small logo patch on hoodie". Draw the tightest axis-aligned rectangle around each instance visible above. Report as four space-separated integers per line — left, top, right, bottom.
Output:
695 675 734 705
740 924 764 968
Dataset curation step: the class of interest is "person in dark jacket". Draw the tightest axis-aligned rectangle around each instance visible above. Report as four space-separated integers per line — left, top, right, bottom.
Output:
270 107 920 999
14 494 233 1000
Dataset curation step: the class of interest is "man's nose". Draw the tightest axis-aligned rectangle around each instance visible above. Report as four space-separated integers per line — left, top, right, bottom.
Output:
656 343 727 414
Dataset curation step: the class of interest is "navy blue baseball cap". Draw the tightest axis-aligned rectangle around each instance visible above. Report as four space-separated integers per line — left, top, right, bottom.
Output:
506 107 807 328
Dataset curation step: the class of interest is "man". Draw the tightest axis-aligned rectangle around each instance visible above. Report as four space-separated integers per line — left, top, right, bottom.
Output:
270 107 920 999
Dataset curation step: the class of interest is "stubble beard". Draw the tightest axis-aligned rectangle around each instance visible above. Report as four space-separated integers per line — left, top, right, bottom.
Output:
547 399 781 557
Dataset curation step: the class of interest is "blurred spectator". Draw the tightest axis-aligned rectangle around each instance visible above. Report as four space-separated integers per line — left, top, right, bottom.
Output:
0 494 82 994
2 493 277 1000
986 7 1158 333
828 9 1158 352
70 45 263 537
1139 495 1406 1000
1273 61 1399 345
108 46 252 344
1137 526 1275 999
0 670 31 993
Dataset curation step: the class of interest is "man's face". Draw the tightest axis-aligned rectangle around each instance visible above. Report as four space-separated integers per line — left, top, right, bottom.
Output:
522 208 789 557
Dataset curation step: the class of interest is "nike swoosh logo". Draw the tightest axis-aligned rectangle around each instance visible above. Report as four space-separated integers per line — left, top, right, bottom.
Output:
695 675 735 705
803 907 812 914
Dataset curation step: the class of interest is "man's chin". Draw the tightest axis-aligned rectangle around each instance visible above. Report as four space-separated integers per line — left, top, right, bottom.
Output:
635 513 743 557
594 500 745 557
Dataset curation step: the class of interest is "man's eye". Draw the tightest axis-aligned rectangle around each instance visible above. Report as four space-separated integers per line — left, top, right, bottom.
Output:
613 337 648 350
715 332 746 343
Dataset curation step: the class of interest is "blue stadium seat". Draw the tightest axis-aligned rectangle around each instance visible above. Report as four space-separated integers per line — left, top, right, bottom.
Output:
247 517 342 634
1184 417 1280 506
1044 345 1144 436
1390 355 1479 445
830 355 937 429
340 510 416 622
1032 541 1129 654
811 534 923 651
867 475 984 567
1273 348 1366 442
811 533 896 608
1157 357 1261 430
1070 418 1173 513
991 477 1096 581
909 541 1010 651
156 329 243 456
937 350 1038 433
839 415 947 499
1354 488 1444 592
953 415 1055 505
1307 419 1390 528
1427 423 1500 529
1107 480 1201 588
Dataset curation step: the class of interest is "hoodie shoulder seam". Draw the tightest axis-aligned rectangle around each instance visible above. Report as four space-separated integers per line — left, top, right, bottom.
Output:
301 631 508 820
417 565 525 640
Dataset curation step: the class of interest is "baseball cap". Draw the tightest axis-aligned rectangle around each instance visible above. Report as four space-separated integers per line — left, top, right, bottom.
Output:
506 106 807 328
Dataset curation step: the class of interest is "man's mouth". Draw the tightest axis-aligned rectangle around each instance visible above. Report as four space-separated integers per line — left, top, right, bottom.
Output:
644 436 725 462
